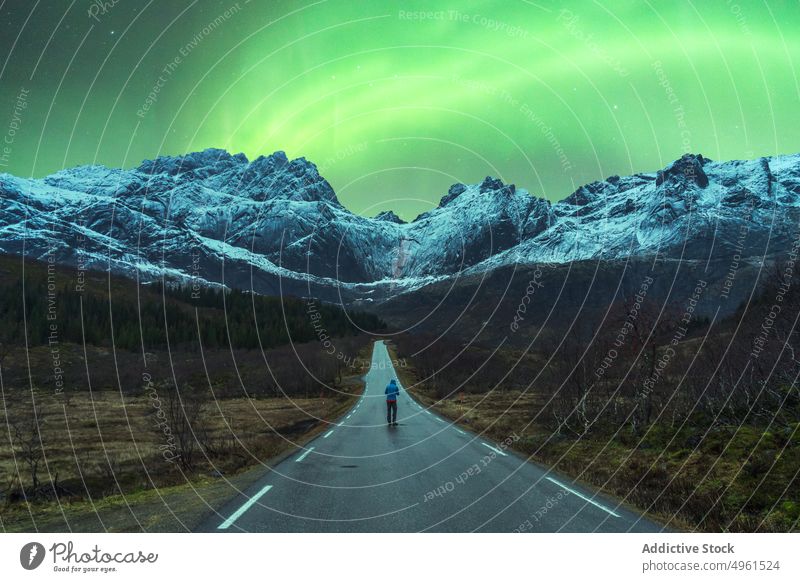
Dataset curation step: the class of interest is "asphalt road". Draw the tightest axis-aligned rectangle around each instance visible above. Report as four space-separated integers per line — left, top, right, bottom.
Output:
200 341 664 532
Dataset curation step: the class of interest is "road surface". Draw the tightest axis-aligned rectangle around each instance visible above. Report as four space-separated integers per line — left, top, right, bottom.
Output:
199 341 664 532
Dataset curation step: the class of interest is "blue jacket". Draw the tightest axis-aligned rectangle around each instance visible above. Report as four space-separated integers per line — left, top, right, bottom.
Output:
385 380 400 402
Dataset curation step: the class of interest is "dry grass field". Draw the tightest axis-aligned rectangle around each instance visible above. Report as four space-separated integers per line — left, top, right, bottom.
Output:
389 343 800 532
1 342 371 532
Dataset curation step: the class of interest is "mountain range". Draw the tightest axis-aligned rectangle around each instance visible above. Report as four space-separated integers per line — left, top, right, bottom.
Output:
1 148 799 333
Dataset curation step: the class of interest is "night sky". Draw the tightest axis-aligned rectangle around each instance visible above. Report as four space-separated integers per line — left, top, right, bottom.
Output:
1 0 799 219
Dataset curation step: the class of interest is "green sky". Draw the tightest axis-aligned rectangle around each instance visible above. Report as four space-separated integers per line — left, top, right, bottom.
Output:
1 0 799 219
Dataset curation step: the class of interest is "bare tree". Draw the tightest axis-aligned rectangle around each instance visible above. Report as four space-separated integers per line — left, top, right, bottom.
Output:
164 384 208 472
10 400 46 499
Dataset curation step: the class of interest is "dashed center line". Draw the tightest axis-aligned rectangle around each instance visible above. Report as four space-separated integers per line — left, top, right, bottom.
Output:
482 443 507 457
545 476 621 518
217 484 273 530
295 447 315 463
323 430 334 439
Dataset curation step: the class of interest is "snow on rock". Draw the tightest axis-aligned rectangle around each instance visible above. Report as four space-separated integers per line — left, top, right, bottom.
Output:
2 149 800 303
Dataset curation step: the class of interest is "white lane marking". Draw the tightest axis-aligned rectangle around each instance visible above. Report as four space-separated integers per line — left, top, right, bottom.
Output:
337 422 343 427
423 409 432 415
454 428 465 435
346 414 352 419
295 447 315 463
545 476 621 518
482 443 508 457
323 430 334 439
435 416 445 423
217 485 273 530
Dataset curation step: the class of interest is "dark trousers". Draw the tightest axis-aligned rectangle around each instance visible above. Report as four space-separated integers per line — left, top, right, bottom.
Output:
387 401 397 423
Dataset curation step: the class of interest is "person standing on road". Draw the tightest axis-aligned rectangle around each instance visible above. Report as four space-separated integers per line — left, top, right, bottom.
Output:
385 378 400 426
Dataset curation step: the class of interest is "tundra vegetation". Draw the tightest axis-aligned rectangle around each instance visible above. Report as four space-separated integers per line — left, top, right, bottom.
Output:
393 265 800 532
0 255 382 531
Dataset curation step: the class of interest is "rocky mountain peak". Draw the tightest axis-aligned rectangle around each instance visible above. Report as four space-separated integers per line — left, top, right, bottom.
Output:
438 183 468 207
480 176 515 195
136 147 246 176
374 210 406 224
656 153 710 189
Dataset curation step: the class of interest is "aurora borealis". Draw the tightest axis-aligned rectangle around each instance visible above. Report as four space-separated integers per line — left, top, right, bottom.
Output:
1 0 799 220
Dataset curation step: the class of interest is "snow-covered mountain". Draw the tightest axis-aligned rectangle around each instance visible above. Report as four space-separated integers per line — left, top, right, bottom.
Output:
1 149 799 305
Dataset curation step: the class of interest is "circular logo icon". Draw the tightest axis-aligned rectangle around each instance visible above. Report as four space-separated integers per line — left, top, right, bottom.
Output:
20 542 46 570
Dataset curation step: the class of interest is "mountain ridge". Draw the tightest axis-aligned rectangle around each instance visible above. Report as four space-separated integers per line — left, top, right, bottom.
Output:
1 149 799 309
